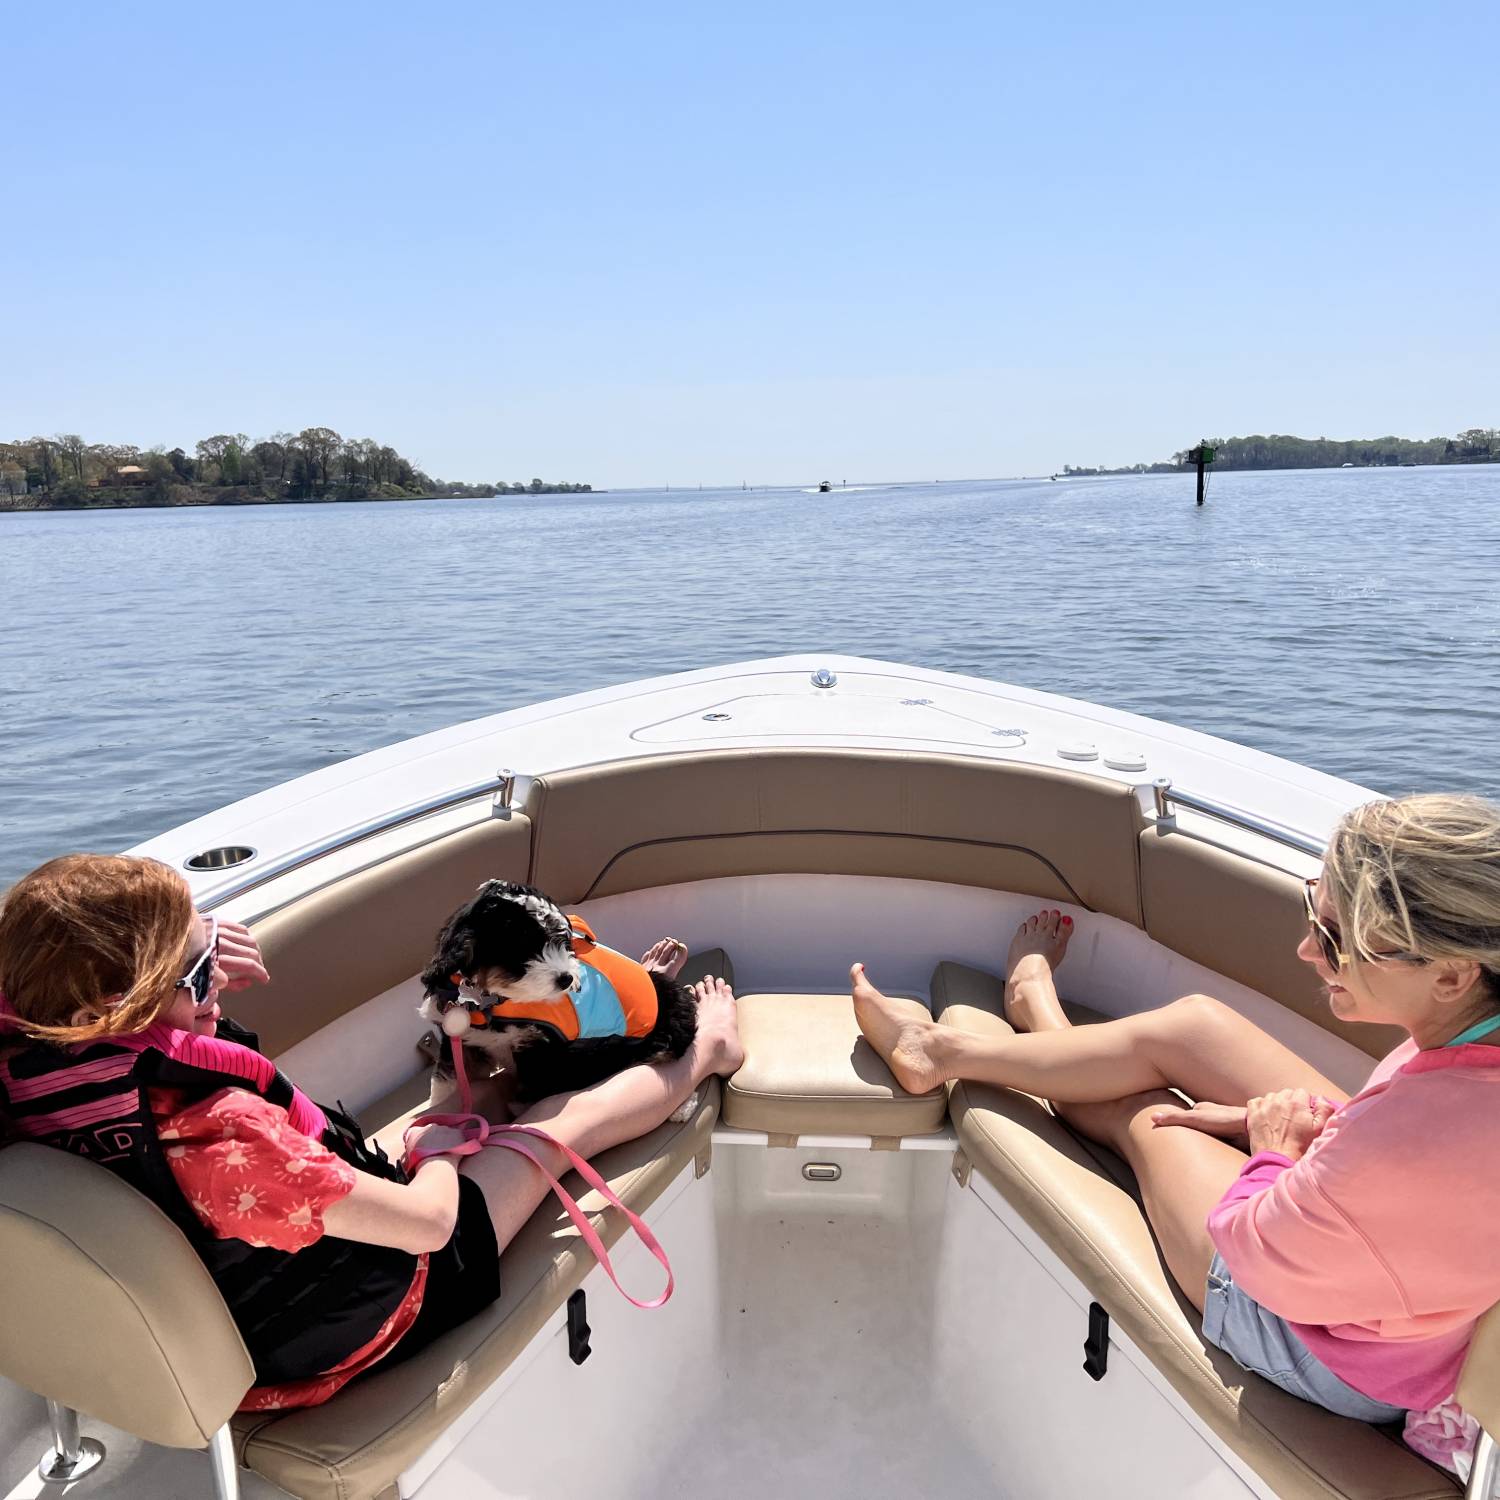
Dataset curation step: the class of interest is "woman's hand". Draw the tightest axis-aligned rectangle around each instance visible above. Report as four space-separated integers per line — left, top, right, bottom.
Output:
402 1121 478 1165
1149 1100 1250 1145
1246 1089 1336 1161
215 918 270 991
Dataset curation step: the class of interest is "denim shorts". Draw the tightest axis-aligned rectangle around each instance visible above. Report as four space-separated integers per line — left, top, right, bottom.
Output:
1202 1253 1406 1423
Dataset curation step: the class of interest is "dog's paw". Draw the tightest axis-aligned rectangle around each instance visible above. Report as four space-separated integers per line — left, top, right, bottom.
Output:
667 1089 701 1124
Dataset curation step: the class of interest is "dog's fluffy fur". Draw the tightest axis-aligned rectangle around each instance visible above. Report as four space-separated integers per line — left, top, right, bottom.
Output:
419 879 699 1107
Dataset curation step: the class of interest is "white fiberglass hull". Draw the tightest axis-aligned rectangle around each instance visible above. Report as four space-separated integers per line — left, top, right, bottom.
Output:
2 658 1410 1500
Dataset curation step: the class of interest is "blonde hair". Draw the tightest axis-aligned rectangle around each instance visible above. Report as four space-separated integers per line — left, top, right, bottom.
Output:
0 854 196 1044
1324 795 1500 998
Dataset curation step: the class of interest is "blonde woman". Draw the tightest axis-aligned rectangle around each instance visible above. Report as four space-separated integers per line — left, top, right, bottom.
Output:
853 794 1500 1433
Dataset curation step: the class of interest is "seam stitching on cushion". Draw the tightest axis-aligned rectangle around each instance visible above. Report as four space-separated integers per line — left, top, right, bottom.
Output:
241 1438 342 1498
526 779 548 886
579 830 1092 906
1130 811 1147 928
726 1085 939 1105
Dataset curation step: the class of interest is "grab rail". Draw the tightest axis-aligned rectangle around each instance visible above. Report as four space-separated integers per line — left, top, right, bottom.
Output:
190 769 523 911
1149 778 1327 859
185 761 1326 909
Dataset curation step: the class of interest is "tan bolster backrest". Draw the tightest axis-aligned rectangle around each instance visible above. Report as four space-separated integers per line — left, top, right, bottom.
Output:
0 1143 253 1448
1140 827 1406 1059
529 751 1146 926
239 815 531 1056
1458 1302 1500 1437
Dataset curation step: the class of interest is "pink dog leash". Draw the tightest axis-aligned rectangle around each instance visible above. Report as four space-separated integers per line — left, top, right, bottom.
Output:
403 1031 674 1310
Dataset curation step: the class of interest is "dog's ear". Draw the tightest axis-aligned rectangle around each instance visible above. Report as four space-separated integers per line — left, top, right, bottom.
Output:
421 920 476 994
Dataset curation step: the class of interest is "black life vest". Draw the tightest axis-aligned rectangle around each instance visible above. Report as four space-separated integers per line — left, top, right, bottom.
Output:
0 1016 418 1387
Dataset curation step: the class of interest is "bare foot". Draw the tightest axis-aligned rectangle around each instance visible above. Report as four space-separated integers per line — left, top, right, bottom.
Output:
1004 909 1074 1034
850 962 948 1095
689 976 744 1077
641 937 689 980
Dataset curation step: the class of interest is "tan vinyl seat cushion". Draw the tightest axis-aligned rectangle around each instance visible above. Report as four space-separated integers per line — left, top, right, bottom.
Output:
0 1144 255 1449
234 1079 720 1500
723 992 947 1137
933 961 1459 1500
528 750 1147 926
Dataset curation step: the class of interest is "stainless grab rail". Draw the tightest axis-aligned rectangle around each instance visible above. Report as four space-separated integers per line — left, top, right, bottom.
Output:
187 759 1325 910
1150 777 1327 858
191 768 520 911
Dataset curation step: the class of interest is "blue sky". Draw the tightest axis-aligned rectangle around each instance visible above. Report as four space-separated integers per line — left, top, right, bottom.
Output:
4 2 1495 485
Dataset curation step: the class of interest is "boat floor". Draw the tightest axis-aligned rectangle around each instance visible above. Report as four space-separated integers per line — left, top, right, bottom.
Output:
0 1181 1005 1499
667 1204 1001 1498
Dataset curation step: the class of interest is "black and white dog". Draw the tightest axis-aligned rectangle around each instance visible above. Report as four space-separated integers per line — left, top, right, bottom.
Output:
419 880 700 1114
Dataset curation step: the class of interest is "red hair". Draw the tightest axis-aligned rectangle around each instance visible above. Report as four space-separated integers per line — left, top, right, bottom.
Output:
0 854 195 1044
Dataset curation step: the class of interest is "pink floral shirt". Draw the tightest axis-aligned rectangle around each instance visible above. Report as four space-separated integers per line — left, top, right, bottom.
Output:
149 1087 427 1410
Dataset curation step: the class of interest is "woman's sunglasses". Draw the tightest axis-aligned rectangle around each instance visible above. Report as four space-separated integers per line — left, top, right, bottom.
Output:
176 918 220 1005
1302 880 1351 971
1302 880 1422 972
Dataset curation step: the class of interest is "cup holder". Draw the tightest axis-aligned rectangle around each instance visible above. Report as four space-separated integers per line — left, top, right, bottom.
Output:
184 846 257 871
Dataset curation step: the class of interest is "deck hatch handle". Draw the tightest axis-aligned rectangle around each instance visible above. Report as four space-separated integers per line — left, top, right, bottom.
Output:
1083 1301 1110 1381
567 1289 592 1365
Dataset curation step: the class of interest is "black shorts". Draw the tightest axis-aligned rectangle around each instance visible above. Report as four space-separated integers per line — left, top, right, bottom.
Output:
372 1175 501 1371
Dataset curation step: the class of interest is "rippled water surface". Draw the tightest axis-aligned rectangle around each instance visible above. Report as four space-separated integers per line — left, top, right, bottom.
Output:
3 467 1498 886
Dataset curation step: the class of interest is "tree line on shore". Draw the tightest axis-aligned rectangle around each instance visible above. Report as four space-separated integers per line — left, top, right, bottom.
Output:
0 428 591 508
1062 427 1497 477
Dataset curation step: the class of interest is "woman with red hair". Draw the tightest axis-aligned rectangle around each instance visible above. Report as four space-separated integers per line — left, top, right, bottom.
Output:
0 853 741 1410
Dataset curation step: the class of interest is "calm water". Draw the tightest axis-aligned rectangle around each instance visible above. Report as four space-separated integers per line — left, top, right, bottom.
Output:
3 467 1498 887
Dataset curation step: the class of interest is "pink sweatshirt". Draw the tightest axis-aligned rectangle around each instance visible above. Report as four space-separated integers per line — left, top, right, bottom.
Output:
1207 1038 1500 1409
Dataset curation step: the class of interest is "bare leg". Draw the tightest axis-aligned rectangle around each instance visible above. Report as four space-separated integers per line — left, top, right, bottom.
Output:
852 909 1347 1108
461 977 742 1250
1004 914 1250 1298
1064 1090 1248 1311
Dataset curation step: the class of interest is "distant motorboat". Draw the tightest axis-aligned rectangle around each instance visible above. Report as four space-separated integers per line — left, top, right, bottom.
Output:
817 480 832 493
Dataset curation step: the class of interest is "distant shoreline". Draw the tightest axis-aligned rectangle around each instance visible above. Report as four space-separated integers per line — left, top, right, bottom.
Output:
1061 427 1496 478
0 428 592 512
1059 456 1497 479
0 485 599 515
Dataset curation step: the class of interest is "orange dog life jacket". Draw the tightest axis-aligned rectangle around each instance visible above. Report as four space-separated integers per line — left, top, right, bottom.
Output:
472 917 660 1043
